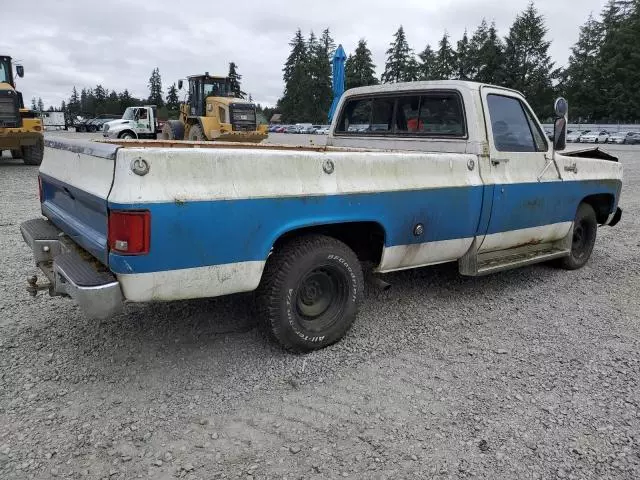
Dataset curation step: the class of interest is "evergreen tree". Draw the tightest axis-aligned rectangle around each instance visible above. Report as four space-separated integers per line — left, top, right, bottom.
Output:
320 28 336 60
30 97 37 111
68 86 80 119
477 22 505 84
166 83 179 110
433 32 456 80
280 29 312 122
502 2 556 117
382 26 417 83
562 14 603 121
147 67 164 106
418 45 437 80
594 0 639 121
228 62 246 98
455 30 471 80
37 97 44 112
345 39 378 89
307 29 334 122
119 89 135 112
106 90 119 114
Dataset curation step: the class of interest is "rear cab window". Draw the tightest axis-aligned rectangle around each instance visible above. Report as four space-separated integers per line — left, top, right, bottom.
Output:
335 90 466 138
486 94 547 152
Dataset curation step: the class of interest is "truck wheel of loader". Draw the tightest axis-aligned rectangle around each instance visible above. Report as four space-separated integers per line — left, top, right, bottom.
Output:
21 137 44 166
10 149 22 159
161 120 184 140
257 234 364 352
188 124 205 141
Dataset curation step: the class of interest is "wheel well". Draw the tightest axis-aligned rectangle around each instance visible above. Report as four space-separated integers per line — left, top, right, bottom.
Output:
581 194 614 224
272 222 386 266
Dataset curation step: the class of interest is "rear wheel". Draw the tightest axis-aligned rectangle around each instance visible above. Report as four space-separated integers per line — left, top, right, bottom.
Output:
10 149 22 159
257 234 364 352
187 124 205 141
161 120 185 140
22 137 44 166
556 203 597 270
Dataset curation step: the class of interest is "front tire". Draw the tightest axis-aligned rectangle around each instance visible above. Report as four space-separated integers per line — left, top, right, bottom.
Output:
556 203 597 270
257 235 364 352
187 124 205 141
119 131 136 139
10 149 22 159
161 120 185 140
21 137 44 166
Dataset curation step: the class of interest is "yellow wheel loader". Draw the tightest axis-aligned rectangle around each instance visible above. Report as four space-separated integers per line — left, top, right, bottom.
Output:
161 73 268 143
0 55 44 165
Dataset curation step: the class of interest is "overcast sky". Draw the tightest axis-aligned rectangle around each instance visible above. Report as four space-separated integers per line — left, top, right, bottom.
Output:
4 0 607 109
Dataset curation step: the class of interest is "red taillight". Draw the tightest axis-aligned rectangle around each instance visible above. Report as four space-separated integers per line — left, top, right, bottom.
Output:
38 175 43 203
108 211 151 255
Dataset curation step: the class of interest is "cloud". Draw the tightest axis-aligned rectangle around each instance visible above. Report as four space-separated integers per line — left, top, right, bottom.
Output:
4 0 605 109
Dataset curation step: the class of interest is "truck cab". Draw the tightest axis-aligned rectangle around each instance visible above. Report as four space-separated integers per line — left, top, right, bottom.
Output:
102 105 159 140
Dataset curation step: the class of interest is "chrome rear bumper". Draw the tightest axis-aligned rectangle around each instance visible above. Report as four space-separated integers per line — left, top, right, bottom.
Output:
20 218 123 319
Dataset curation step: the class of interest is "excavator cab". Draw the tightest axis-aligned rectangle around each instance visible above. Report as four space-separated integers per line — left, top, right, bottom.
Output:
187 74 232 116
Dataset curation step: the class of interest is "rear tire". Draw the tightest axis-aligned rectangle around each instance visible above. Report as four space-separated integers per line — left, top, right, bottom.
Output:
161 120 185 140
21 137 44 166
256 235 364 352
10 149 22 159
556 203 597 270
187 124 205 141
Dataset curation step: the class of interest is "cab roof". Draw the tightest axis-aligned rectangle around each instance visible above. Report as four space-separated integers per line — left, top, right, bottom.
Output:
344 80 523 98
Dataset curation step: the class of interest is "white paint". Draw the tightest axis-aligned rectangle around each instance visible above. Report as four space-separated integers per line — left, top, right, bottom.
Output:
117 261 265 302
108 147 483 204
378 237 474 272
479 222 572 253
40 146 114 200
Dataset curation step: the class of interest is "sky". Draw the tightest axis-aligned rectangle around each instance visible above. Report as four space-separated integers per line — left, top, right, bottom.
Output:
3 0 608 109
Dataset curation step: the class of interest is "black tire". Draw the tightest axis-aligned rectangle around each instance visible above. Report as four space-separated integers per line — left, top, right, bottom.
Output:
187 124 205 141
118 131 136 139
161 120 185 140
556 203 597 270
21 137 44 166
10 149 22 159
257 234 364 352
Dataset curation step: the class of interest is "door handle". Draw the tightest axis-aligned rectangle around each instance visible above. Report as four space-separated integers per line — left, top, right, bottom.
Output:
491 158 510 166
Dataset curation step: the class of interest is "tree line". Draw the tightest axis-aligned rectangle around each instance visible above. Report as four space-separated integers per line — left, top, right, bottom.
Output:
278 0 640 124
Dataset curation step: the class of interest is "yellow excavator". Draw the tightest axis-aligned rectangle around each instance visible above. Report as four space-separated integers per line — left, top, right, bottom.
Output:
0 55 44 165
161 73 267 143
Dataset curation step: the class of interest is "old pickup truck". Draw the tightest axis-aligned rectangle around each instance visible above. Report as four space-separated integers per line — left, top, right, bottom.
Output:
20 81 623 351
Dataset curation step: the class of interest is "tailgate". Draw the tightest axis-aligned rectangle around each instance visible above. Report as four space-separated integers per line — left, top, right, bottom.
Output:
39 138 119 264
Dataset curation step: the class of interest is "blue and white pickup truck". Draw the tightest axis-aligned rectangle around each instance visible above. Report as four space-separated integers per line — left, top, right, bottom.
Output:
20 81 623 351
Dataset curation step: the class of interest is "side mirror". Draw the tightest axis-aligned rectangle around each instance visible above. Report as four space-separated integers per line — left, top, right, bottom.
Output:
16 65 24 78
178 79 183 90
553 97 568 152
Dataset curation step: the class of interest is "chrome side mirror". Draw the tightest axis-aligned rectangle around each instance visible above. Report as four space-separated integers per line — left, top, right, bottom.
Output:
553 97 568 152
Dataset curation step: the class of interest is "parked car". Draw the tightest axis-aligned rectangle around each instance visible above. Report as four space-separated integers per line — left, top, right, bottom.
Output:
316 125 330 135
580 130 610 144
566 130 589 143
20 81 623 352
285 125 299 134
608 131 639 144
268 125 280 132
274 126 286 133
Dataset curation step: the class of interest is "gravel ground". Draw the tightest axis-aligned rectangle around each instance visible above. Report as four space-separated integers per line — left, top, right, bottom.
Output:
1 137 639 479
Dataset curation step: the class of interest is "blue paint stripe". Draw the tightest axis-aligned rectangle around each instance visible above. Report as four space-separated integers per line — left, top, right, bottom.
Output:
106 179 620 275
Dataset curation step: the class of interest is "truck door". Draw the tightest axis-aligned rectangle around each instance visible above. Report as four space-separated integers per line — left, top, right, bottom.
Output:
478 87 570 253
135 108 151 135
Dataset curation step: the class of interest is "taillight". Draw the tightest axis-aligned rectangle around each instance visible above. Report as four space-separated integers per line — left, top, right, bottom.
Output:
38 175 43 203
108 211 151 255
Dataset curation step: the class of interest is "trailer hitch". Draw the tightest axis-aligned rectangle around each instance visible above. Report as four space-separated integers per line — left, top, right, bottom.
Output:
26 275 52 297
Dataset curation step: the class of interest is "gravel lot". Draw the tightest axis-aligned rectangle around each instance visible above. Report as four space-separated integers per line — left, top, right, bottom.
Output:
1 134 639 479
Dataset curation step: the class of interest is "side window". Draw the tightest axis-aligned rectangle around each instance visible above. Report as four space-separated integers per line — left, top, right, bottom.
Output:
522 106 547 151
396 96 421 133
370 98 394 133
487 94 543 152
336 98 371 133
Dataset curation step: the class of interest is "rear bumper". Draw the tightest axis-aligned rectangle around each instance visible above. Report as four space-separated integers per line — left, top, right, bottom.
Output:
20 218 123 319
605 207 623 227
